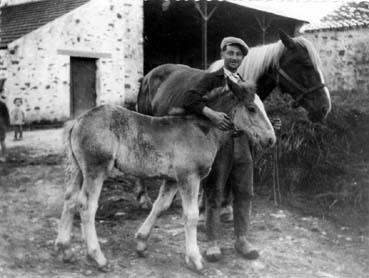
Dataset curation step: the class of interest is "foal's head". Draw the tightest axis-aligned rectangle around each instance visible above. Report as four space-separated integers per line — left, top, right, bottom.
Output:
208 79 276 148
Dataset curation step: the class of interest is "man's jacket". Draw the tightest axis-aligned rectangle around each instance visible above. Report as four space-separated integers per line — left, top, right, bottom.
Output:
183 68 226 116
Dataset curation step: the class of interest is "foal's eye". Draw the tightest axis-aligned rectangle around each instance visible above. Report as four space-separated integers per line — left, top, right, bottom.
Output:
248 106 257 114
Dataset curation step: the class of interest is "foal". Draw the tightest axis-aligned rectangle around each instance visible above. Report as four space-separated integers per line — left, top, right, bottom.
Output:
54 79 275 272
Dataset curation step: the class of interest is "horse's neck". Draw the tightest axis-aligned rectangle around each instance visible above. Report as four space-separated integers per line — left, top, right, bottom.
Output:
256 67 278 101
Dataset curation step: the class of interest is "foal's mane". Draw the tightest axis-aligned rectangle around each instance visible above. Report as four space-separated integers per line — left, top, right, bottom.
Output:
210 37 322 82
204 81 256 114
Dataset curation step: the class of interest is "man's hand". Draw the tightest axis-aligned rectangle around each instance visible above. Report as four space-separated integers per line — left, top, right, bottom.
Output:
202 107 233 130
271 118 282 130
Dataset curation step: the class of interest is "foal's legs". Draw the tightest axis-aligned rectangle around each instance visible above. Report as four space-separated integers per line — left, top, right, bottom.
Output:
135 180 177 255
78 172 110 270
55 169 82 262
178 174 204 272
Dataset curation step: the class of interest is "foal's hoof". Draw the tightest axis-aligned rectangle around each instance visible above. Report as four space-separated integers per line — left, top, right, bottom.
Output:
205 246 222 262
185 255 205 274
136 240 149 257
54 244 77 263
86 255 113 272
220 205 234 222
198 212 205 223
221 213 234 223
138 195 153 210
98 262 114 273
139 202 152 210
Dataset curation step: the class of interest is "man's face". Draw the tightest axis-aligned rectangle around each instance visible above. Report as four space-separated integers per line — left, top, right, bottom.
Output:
221 44 244 72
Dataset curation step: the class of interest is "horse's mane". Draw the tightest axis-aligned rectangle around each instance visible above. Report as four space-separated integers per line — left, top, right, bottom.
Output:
209 37 322 82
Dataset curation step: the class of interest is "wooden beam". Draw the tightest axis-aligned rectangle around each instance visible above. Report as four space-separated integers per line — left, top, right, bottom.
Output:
57 49 112 59
193 0 220 69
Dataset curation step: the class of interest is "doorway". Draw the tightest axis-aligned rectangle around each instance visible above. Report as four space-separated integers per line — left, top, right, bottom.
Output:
70 57 97 118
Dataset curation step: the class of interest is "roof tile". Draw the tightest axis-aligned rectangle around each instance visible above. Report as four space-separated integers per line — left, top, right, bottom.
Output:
304 1 369 31
0 0 90 48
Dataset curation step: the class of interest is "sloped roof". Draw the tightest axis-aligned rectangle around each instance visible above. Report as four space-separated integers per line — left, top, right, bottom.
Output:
180 0 342 23
225 0 308 23
304 1 369 32
0 0 90 49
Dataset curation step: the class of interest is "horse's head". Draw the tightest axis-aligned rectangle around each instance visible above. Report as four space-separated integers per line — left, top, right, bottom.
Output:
277 31 331 122
208 78 276 148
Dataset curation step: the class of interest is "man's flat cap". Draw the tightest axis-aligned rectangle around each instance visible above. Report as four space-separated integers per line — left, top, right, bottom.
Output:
220 37 249 56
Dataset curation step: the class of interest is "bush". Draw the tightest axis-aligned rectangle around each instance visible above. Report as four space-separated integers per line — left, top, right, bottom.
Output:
255 92 369 215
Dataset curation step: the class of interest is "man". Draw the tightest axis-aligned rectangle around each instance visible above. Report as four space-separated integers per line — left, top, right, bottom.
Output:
183 37 246 130
183 37 259 261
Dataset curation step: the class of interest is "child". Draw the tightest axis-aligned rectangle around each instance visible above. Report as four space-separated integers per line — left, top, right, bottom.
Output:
0 100 10 162
11 97 25 141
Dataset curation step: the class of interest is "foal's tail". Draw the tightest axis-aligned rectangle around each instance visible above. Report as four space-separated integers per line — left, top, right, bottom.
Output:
63 120 83 195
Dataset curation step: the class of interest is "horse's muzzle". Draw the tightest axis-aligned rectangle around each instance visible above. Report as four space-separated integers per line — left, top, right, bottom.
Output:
260 134 276 148
266 136 276 148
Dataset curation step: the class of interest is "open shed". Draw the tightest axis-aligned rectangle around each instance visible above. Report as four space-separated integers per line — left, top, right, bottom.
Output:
143 0 307 72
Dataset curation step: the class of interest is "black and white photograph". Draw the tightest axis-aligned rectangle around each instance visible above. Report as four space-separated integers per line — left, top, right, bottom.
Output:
0 0 368 277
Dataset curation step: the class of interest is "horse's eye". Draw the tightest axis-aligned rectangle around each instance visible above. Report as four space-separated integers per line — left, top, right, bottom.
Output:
248 106 257 114
302 63 314 69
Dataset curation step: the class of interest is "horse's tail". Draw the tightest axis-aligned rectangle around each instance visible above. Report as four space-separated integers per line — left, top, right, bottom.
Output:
0 101 10 127
136 75 153 115
63 120 83 197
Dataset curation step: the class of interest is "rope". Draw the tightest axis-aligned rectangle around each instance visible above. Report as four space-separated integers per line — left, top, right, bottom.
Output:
272 119 282 206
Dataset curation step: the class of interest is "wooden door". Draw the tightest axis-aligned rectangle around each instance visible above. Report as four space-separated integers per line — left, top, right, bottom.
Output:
70 57 97 118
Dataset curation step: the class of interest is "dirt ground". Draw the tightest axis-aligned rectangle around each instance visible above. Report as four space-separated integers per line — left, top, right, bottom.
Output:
0 128 368 278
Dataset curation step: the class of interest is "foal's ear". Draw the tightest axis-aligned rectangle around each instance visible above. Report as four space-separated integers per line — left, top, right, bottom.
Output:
241 80 256 103
226 77 243 100
279 30 296 49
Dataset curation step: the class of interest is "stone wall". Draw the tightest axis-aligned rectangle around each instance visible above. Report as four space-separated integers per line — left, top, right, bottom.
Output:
303 28 369 111
0 0 143 123
122 0 144 105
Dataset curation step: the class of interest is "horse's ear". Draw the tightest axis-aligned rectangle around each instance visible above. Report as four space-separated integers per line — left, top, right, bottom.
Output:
226 77 243 100
279 30 296 49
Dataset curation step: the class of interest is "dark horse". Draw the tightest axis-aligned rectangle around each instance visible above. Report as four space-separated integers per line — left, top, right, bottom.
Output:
135 31 331 260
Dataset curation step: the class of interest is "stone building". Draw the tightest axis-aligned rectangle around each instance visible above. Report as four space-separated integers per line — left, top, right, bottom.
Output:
303 1 369 109
0 0 143 123
0 0 311 123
